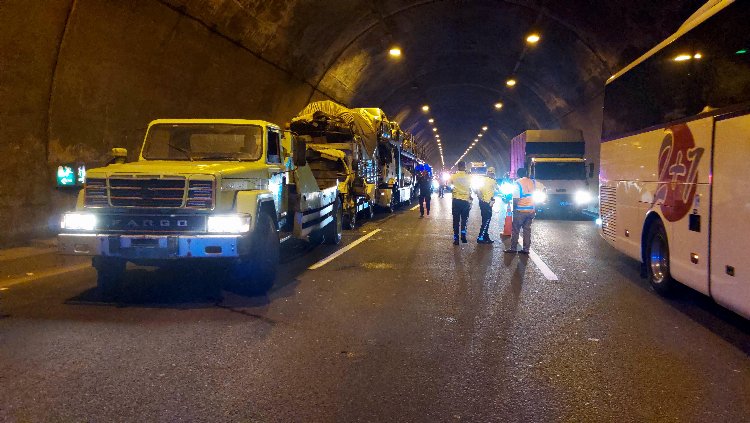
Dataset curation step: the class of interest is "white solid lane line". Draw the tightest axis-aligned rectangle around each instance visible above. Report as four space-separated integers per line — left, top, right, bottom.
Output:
308 229 382 270
528 249 559 281
0 263 92 289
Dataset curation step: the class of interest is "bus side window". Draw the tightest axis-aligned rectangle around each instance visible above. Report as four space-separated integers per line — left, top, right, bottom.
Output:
267 130 281 164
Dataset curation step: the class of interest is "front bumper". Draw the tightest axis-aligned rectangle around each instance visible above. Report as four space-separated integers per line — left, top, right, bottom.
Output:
58 233 247 259
538 194 589 211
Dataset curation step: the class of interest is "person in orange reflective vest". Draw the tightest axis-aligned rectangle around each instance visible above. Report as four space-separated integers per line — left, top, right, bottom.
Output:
504 168 545 254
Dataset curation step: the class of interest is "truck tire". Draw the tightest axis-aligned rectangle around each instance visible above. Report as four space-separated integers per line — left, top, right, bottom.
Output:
645 220 677 296
386 196 396 213
229 213 279 295
344 209 357 230
93 256 126 299
324 200 343 245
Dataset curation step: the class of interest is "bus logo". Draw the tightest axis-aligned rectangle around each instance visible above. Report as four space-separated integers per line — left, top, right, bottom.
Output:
654 124 704 222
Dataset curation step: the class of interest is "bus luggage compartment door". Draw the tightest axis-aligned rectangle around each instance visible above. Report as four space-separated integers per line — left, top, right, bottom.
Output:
710 112 750 319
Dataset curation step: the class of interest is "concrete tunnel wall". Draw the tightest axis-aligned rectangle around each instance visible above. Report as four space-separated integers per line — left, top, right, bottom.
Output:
0 0 628 244
1 0 339 244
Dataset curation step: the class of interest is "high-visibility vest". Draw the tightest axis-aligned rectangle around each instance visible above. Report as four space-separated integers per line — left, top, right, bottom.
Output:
452 171 472 201
515 177 537 212
477 176 497 202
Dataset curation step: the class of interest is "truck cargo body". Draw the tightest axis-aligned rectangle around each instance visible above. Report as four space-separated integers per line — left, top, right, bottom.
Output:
291 101 379 228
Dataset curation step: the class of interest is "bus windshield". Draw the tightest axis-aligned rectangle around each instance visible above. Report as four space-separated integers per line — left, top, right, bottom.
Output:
602 2 750 140
142 124 263 161
534 162 585 180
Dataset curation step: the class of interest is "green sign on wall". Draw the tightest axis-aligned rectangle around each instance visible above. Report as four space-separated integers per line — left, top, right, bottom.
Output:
57 164 86 187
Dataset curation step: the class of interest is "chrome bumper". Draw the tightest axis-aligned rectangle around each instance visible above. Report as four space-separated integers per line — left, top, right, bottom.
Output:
58 233 246 259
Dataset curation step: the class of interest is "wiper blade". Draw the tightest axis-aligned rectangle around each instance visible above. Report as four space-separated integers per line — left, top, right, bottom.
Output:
168 143 193 161
196 154 240 160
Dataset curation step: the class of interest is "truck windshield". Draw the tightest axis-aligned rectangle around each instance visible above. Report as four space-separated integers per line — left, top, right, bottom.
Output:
142 124 263 161
534 162 586 180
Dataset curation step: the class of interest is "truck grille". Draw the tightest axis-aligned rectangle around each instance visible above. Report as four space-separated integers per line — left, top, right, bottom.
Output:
84 176 215 209
599 185 617 242
187 180 214 209
109 177 186 208
84 178 108 207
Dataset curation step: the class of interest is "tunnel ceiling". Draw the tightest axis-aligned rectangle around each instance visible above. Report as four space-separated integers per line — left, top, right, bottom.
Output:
135 1 702 167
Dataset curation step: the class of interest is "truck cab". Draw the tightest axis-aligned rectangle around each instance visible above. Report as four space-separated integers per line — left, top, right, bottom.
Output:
58 119 340 297
529 157 593 213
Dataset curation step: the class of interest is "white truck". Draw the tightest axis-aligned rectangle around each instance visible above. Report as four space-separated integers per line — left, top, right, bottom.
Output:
58 119 341 298
509 129 594 215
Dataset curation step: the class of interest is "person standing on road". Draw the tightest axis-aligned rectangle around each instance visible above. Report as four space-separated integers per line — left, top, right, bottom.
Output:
417 170 432 217
451 161 472 245
504 168 544 254
475 167 498 244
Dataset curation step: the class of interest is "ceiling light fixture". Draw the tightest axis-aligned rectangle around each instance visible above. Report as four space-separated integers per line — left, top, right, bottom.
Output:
506 79 517 87
389 47 402 57
422 105 430 112
526 34 540 44
495 102 503 109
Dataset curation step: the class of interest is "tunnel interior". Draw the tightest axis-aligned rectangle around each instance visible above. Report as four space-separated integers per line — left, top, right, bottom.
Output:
0 0 705 243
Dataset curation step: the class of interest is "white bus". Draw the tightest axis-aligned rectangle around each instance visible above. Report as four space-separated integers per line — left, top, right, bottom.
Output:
599 0 750 318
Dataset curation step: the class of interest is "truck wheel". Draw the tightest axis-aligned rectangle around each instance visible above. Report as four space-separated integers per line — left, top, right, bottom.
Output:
646 220 677 296
229 213 279 295
344 210 356 230
94 256 125 299
324 200 343 245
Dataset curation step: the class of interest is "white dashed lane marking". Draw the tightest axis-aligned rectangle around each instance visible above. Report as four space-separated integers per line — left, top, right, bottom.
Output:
308 229 382 270
529 249 559 281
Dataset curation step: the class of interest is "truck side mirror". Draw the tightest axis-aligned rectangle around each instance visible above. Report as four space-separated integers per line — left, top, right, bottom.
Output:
293 137 307 167
108 148 128 165
588 163 595 178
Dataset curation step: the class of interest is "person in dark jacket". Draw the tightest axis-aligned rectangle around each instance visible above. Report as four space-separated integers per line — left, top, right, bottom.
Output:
417 170 433 217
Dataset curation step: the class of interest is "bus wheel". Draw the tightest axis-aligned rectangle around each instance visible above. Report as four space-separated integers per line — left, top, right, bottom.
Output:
646 220 677 295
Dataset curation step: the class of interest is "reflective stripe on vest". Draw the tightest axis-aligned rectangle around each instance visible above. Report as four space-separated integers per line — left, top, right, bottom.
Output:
516 178 536 211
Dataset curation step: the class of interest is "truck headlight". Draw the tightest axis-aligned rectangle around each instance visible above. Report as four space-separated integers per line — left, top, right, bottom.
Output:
61 213 97 231
532 191 547 204
207 215 251 233
574 190 593 205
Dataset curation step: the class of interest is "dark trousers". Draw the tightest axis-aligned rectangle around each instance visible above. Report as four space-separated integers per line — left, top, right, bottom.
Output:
419 194 431 215
478 200 492 239
452 198 470 238
510 211 535 251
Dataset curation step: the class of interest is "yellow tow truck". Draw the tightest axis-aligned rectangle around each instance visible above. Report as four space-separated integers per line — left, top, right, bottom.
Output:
58 119 340 297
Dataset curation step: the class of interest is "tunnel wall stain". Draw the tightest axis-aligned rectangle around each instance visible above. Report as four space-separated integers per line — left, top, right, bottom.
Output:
0 0 76 245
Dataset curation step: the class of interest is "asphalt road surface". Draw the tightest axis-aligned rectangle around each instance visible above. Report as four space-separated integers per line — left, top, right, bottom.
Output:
1 196 749 422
